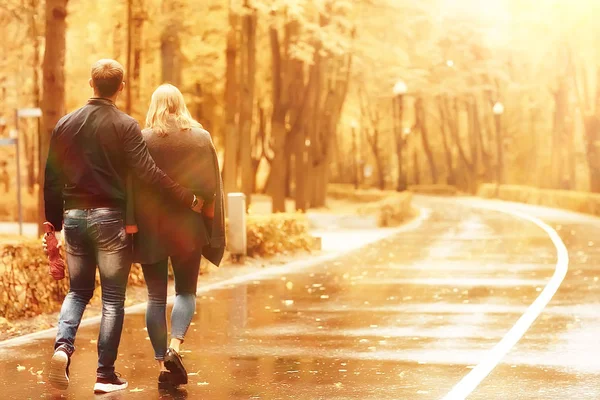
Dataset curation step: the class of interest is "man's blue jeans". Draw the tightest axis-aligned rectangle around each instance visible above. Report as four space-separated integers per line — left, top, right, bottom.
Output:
54 208 131 379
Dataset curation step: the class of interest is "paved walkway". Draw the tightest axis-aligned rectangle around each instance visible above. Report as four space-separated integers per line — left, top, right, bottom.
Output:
1 196 599 399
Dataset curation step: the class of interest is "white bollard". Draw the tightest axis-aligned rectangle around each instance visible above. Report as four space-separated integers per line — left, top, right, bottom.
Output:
227 193 247 261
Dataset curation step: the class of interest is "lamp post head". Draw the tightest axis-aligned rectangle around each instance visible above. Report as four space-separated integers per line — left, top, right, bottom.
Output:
393 80 407 96
403 127 411 137
350 120 358 129
493 102 504 115
446 60 454 68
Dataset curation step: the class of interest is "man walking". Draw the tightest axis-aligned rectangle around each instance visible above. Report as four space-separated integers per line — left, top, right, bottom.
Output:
44 59 203 394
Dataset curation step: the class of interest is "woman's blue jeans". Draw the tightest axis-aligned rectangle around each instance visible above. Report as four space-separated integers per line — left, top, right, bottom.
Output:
141 248 202 360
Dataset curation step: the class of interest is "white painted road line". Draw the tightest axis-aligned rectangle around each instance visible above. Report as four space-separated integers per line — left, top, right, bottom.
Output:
441 204 569 400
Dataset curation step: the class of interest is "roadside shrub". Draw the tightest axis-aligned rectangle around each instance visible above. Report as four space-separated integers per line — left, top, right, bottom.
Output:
244 213 314 257
477 184 600 215
358 192 414 227
0 213 313 320
409 184 458 196
0 239 147 320
0 238 69 320
327 183 396 203
327 184 414 227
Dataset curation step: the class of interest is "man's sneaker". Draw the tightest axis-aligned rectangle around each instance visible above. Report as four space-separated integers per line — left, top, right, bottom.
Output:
48 349 70 390
93 373 128 394
164 348 188 385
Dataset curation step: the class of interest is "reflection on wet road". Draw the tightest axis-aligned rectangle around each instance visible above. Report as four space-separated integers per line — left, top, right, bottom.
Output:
2 196 599 399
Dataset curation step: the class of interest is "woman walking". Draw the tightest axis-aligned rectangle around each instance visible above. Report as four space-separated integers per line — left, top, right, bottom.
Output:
133 84 225 388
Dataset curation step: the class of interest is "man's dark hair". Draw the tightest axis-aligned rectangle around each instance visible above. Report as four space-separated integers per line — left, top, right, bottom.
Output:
91 59 124 98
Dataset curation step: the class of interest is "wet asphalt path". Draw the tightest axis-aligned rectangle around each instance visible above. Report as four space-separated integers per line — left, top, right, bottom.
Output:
0 196 598 399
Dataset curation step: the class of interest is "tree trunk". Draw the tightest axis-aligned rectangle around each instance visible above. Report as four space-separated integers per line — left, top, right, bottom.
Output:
267 18 296 212
481 92 495 183
393 96 406 191
126 0 145 120
223 11 239 195
285 138 294 199
311 59 352 206
160 7 182 86
552 78 569 189
494 112 504 187
306 67 323 208
239 5 257 204
567 103 577 190
468 98 481 191
438 97 455 185
415 98 437 183
367 128 385 190
40 0 68 230
584 115 600 192
293 131 307 211
291 52 320 210
251 105 267 194
412 148 420 185
24 127 36 194
112 3 126 110
29 0 41 195
268 26 285 212
528 105 539 186
469 96 481 184
291 60 309 211
269 112 287 212
447 98 474 191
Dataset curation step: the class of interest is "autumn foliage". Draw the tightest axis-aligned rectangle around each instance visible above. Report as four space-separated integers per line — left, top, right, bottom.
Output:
245 213 314 257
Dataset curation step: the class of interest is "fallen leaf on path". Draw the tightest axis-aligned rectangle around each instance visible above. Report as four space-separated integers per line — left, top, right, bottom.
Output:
197 382 209 386
130 387 144 392
16 365 25 372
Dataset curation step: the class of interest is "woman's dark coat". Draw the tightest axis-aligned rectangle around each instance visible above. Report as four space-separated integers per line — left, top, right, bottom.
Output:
131 126 225 267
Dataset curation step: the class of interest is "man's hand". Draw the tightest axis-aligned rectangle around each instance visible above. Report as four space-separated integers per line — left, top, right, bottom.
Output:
191 196 204 214
42 231 63 255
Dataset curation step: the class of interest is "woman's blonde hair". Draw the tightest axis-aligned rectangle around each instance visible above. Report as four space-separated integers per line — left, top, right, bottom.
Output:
145 84 202 135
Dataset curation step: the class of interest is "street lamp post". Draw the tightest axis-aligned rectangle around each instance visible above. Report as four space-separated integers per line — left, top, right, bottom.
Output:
404 126 418 185
493 101 505 190
393 80 408 192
